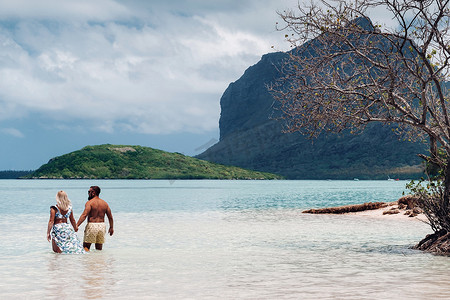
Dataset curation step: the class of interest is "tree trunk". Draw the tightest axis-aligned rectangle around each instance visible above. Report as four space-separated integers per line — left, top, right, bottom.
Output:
443 158 450 210
430 136 437 163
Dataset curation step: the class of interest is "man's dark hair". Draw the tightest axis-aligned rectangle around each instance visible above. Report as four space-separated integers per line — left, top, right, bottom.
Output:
90 186 101 196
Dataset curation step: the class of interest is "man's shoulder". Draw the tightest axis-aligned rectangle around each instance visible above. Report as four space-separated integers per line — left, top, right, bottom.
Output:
98 197 108 204
95 197 109 208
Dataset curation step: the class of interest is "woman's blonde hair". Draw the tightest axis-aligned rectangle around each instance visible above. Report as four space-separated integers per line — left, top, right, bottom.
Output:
56 190 71 211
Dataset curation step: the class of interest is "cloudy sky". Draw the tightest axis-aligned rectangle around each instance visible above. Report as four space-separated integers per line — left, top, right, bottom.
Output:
0 0 390 170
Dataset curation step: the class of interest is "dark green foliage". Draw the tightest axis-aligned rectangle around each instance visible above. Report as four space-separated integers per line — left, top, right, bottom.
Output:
0 170 33 179
199 120 426 179
407 179 450 233
26 144 282 180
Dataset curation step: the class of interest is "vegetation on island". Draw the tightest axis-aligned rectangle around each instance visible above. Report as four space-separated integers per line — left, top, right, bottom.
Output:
25 144 283 180
273 0 450 254
0 170 33 179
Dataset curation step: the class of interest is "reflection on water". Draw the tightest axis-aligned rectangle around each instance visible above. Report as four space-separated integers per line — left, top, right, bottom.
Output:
81 252 116 299
45 250 116 299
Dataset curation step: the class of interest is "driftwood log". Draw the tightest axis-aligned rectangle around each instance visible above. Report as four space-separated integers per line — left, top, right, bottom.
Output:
302 202 389 214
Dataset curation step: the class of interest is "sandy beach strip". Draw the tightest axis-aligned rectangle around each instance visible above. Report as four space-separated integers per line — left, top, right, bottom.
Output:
345 202 428 222
303 200 428 222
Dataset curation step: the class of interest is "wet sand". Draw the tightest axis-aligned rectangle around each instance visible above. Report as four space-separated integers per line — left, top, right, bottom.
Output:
345 201 428 222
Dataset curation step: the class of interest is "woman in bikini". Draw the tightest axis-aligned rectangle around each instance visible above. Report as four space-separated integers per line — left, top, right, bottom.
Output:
46 190 85 254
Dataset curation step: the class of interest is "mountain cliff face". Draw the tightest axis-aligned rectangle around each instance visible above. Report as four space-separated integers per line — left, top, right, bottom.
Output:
197 49 428 179
219 52 287 140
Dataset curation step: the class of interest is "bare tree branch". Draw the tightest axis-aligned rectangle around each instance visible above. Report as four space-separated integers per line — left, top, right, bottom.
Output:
270 0 450 234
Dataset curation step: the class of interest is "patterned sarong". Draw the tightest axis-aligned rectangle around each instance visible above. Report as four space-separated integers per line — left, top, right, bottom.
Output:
51 223 86 254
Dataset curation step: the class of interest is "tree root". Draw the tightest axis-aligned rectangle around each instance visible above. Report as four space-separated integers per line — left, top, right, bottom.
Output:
413 230 450 256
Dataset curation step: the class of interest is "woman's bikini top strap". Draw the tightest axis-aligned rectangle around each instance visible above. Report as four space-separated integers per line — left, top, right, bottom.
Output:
54 206 71 219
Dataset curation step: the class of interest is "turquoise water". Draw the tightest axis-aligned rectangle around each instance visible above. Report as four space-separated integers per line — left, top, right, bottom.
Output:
0 180 449 299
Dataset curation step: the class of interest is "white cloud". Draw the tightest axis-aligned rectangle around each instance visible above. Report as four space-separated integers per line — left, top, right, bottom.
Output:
0 1 290 135
0 0 130 21
1 127 24 138
0 0 391 136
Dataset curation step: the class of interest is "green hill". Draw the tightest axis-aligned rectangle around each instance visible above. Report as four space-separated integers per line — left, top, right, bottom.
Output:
26 144 282 180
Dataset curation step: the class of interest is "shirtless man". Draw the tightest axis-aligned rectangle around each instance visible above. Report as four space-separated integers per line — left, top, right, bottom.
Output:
77 186 114 251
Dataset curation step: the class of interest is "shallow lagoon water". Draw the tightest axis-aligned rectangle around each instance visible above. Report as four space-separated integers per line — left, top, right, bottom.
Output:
0 180 449 299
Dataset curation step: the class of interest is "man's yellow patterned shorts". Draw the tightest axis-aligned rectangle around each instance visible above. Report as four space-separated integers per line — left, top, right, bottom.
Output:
84 222 106 244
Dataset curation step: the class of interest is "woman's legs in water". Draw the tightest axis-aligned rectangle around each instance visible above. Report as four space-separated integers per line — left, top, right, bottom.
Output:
52 239 62 253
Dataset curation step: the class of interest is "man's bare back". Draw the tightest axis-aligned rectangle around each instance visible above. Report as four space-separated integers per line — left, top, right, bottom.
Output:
77 186 114 250
85 197 110 223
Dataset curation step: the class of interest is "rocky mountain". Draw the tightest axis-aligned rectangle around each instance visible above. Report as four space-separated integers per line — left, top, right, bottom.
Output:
197 44 428 179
